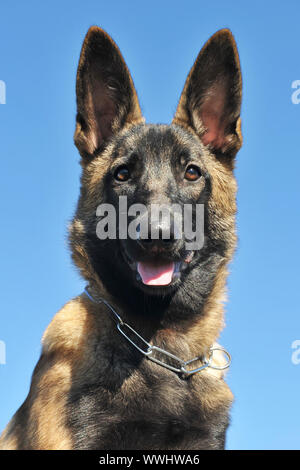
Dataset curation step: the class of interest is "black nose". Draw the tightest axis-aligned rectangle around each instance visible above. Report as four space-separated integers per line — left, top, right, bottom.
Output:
136 217 177 249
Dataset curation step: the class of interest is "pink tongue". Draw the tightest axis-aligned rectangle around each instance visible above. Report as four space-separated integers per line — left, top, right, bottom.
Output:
137 261 175 286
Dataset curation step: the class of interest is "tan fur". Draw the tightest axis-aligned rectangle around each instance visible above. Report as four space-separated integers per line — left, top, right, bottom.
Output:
0 26 242 450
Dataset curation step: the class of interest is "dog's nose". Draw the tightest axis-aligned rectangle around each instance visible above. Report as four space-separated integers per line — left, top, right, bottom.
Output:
136 217 177 249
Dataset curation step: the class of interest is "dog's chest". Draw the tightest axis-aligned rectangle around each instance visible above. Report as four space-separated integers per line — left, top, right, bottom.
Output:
66 360 229 450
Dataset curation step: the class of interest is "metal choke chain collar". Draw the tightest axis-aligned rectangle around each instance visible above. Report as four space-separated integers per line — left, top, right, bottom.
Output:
84 286 231 378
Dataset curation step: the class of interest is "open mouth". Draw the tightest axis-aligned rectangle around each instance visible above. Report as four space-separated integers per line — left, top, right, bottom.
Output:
123 250 194 288
137 260 179 286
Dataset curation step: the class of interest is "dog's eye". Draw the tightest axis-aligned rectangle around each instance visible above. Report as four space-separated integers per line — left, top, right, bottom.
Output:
114 166 130 182
184 165 201 181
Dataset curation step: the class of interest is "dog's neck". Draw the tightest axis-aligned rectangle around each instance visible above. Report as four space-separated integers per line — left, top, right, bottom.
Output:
87 259 227 357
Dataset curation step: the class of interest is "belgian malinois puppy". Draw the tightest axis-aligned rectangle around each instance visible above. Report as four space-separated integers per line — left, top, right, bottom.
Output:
0 26 242 450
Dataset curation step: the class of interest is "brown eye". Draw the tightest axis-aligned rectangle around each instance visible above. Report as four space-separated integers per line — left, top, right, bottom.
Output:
184 165 201 181
114 166 130 182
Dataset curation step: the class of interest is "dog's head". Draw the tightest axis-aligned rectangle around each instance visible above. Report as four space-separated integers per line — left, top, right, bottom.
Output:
70 27 242 305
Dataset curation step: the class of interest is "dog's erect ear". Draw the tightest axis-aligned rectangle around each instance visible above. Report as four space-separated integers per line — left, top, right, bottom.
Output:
173 29 242 156
74 27 144 159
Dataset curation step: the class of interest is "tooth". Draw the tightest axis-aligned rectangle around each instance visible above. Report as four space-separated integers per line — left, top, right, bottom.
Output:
136 272 142 281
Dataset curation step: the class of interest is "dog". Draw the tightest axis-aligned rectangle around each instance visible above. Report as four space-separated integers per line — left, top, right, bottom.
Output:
0 26 242 450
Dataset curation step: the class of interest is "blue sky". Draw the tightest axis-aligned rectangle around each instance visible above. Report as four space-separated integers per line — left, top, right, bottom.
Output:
0 0 299 450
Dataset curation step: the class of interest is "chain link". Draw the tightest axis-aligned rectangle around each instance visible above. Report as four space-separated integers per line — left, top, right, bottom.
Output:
84 287 231 378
